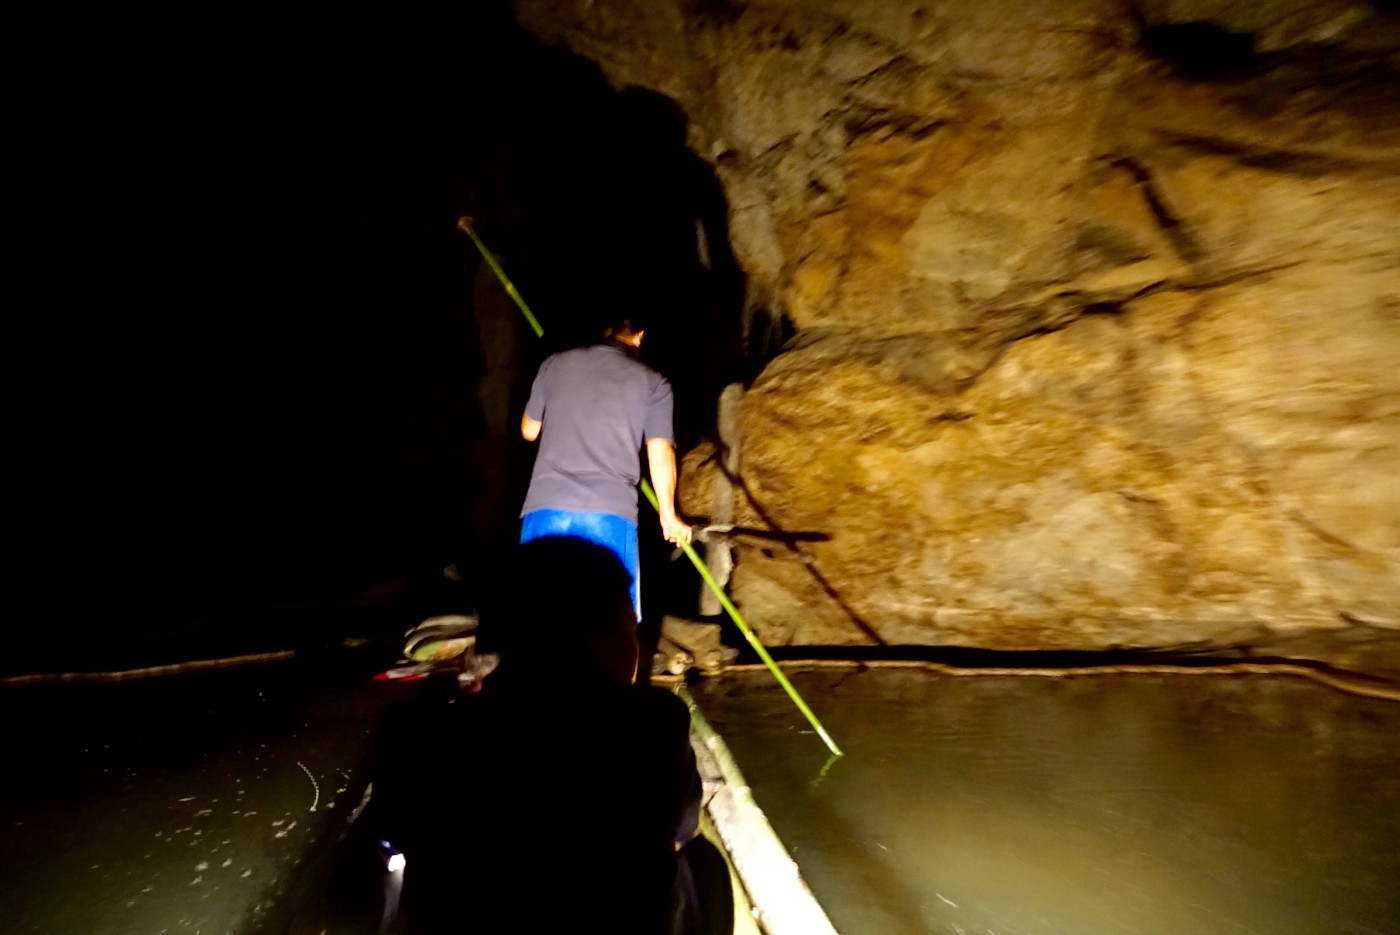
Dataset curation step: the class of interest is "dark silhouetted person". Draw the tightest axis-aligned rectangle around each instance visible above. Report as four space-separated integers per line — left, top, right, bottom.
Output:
374 537 709 934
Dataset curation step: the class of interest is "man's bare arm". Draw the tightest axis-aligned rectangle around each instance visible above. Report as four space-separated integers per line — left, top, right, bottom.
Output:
646 438 691 544
521 414 542 442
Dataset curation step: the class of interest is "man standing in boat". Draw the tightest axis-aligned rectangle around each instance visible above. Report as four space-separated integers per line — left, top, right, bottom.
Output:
519 316 691 620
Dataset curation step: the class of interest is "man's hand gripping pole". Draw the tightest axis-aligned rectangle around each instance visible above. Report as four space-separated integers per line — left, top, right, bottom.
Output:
642 480 844 757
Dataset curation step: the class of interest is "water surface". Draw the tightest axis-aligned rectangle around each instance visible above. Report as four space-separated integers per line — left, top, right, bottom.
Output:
0 661 406 934
691 668 1400 935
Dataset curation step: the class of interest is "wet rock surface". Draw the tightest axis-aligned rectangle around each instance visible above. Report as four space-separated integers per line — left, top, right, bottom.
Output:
513 0 1400 649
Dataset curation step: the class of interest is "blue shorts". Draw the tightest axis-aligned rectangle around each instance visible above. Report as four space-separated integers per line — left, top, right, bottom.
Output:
520 510 641 622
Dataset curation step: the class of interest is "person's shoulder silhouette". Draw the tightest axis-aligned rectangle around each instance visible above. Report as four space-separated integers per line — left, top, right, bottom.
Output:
383 537 700 934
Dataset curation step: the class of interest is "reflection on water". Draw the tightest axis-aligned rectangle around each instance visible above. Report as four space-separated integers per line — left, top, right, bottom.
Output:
690 669 1400 935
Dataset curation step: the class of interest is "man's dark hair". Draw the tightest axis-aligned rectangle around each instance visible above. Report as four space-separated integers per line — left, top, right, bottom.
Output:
603 315 648 337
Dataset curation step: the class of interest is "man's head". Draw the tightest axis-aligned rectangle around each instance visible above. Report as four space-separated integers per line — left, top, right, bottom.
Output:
603 317 646 348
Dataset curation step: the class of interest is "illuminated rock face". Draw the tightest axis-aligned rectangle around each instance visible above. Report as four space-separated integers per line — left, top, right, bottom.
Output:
515 0 1400 648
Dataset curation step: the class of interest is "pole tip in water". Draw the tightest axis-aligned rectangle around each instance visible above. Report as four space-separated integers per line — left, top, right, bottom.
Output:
457 215 475 233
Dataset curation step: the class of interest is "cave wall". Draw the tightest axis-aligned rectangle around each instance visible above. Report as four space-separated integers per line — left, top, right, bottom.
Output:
512 0 1400 649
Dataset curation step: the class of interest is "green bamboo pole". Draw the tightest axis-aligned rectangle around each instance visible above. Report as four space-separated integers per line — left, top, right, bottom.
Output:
641 480 843 757
458 217 544 338
459 215 843 757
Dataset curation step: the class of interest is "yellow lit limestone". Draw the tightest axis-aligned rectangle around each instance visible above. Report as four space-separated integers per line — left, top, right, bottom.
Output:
517 0 1400 648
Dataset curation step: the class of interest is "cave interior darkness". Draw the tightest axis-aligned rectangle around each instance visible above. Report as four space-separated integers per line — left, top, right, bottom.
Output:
14 1 1394 668
13 0 747 666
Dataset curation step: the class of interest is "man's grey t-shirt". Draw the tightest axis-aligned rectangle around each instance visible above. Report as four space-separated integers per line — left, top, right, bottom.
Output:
521 341 675 523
